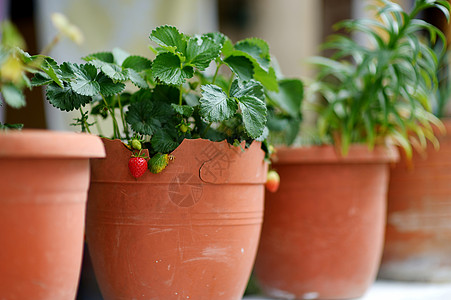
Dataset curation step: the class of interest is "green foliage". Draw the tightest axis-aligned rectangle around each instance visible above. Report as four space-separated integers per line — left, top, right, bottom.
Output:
37 25 303 159
310 0 450 158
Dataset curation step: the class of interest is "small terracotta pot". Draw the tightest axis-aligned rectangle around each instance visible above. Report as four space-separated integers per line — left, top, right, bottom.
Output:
86 138 267 300
379 119 451 282
0 130 105 300
254 145 398 300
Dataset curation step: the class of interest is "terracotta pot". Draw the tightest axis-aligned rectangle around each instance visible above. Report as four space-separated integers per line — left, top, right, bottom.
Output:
0 130 105 300
86 138 267 300
379 119 451 282
254 145 398 300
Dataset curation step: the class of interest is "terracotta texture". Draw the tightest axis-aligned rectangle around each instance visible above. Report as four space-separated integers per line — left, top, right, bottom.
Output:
86 138 267 300
379 119 451 282
254 145 398 299
0 130 105 300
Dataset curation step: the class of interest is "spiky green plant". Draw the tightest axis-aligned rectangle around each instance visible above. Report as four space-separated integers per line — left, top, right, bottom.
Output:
309 0 450 158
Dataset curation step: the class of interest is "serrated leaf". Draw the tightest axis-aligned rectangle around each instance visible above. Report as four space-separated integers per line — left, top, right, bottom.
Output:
152 52 193 85
97 73 125 96
229 79 264 100
149 25 187 54
127 69 149 88
83 52 114 63
171 103 194 117
122 55 152 71
41 58 63 88
185 35 221 70
1 84 25 108
254 65 278 91
151 130 179 153
224 55 254 82
46 83 92 111
88 59 129 81
153 84 180 103
70 64 101 96
126 99 173 135
238 95 267 139
31 71 52 86
199 84 237 122
112 47 129 65
148 153 170 174
59 62 77 80
204 32 226 47
266 79 303 118
235 38 271 71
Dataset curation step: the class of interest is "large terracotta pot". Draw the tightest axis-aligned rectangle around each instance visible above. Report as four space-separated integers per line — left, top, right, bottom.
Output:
379 119 451 282
86 138 267 300
254 145 398 299
0 130 105 300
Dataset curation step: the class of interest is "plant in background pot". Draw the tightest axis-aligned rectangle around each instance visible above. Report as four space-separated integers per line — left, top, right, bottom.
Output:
0 17 105 300
380 34 451 281
33 24 302 299
253 0 449 299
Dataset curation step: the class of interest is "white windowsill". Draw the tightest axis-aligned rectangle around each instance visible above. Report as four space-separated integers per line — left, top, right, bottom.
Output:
243 280 451 300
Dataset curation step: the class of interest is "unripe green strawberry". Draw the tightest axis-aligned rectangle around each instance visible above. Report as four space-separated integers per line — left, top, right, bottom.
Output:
131 139 142 150
179 124 189 133
128 157 147 178
265 170 280 193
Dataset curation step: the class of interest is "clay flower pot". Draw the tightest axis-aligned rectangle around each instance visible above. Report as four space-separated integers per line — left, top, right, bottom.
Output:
379 119 451 281
86 138 267 300
0 130 105 300
254 145 398 299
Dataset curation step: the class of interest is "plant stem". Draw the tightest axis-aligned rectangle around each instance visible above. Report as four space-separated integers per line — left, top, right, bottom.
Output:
101 94 121 139
41 34 61 56
212 62 222 84
227 73 235 94
117 94 129 139
200 122 213 138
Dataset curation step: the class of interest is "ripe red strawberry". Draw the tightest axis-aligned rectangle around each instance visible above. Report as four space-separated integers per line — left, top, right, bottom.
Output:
265 170 280 193
128 156 148 178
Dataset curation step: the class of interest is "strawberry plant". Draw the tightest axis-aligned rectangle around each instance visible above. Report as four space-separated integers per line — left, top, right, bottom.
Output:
33 25 303 174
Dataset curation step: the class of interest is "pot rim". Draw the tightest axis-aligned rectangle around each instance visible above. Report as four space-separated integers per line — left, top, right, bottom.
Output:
0 129 105 158
272 144 399 165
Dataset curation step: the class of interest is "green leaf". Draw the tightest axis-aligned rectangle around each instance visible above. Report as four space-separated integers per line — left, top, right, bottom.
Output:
41 58 63 88
126 99 173 136
224 55 254 81
204 32 226 47
185 35 221 70
152 52 193 85
171 103 194 117
199 84 238 122
229 79 264 100
112 47 129 65
31 71 52 87
237 96 267 139
89 60 129 81
235 38 271 71
70 64 101 96
83 51 114 63
254 65 278 91
149 25 187 54
122 55 152 71
46 83 92 111
1 84 25 108
127 69 149 88
266 79 303 118
97 73 125 96
151 130 179 153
